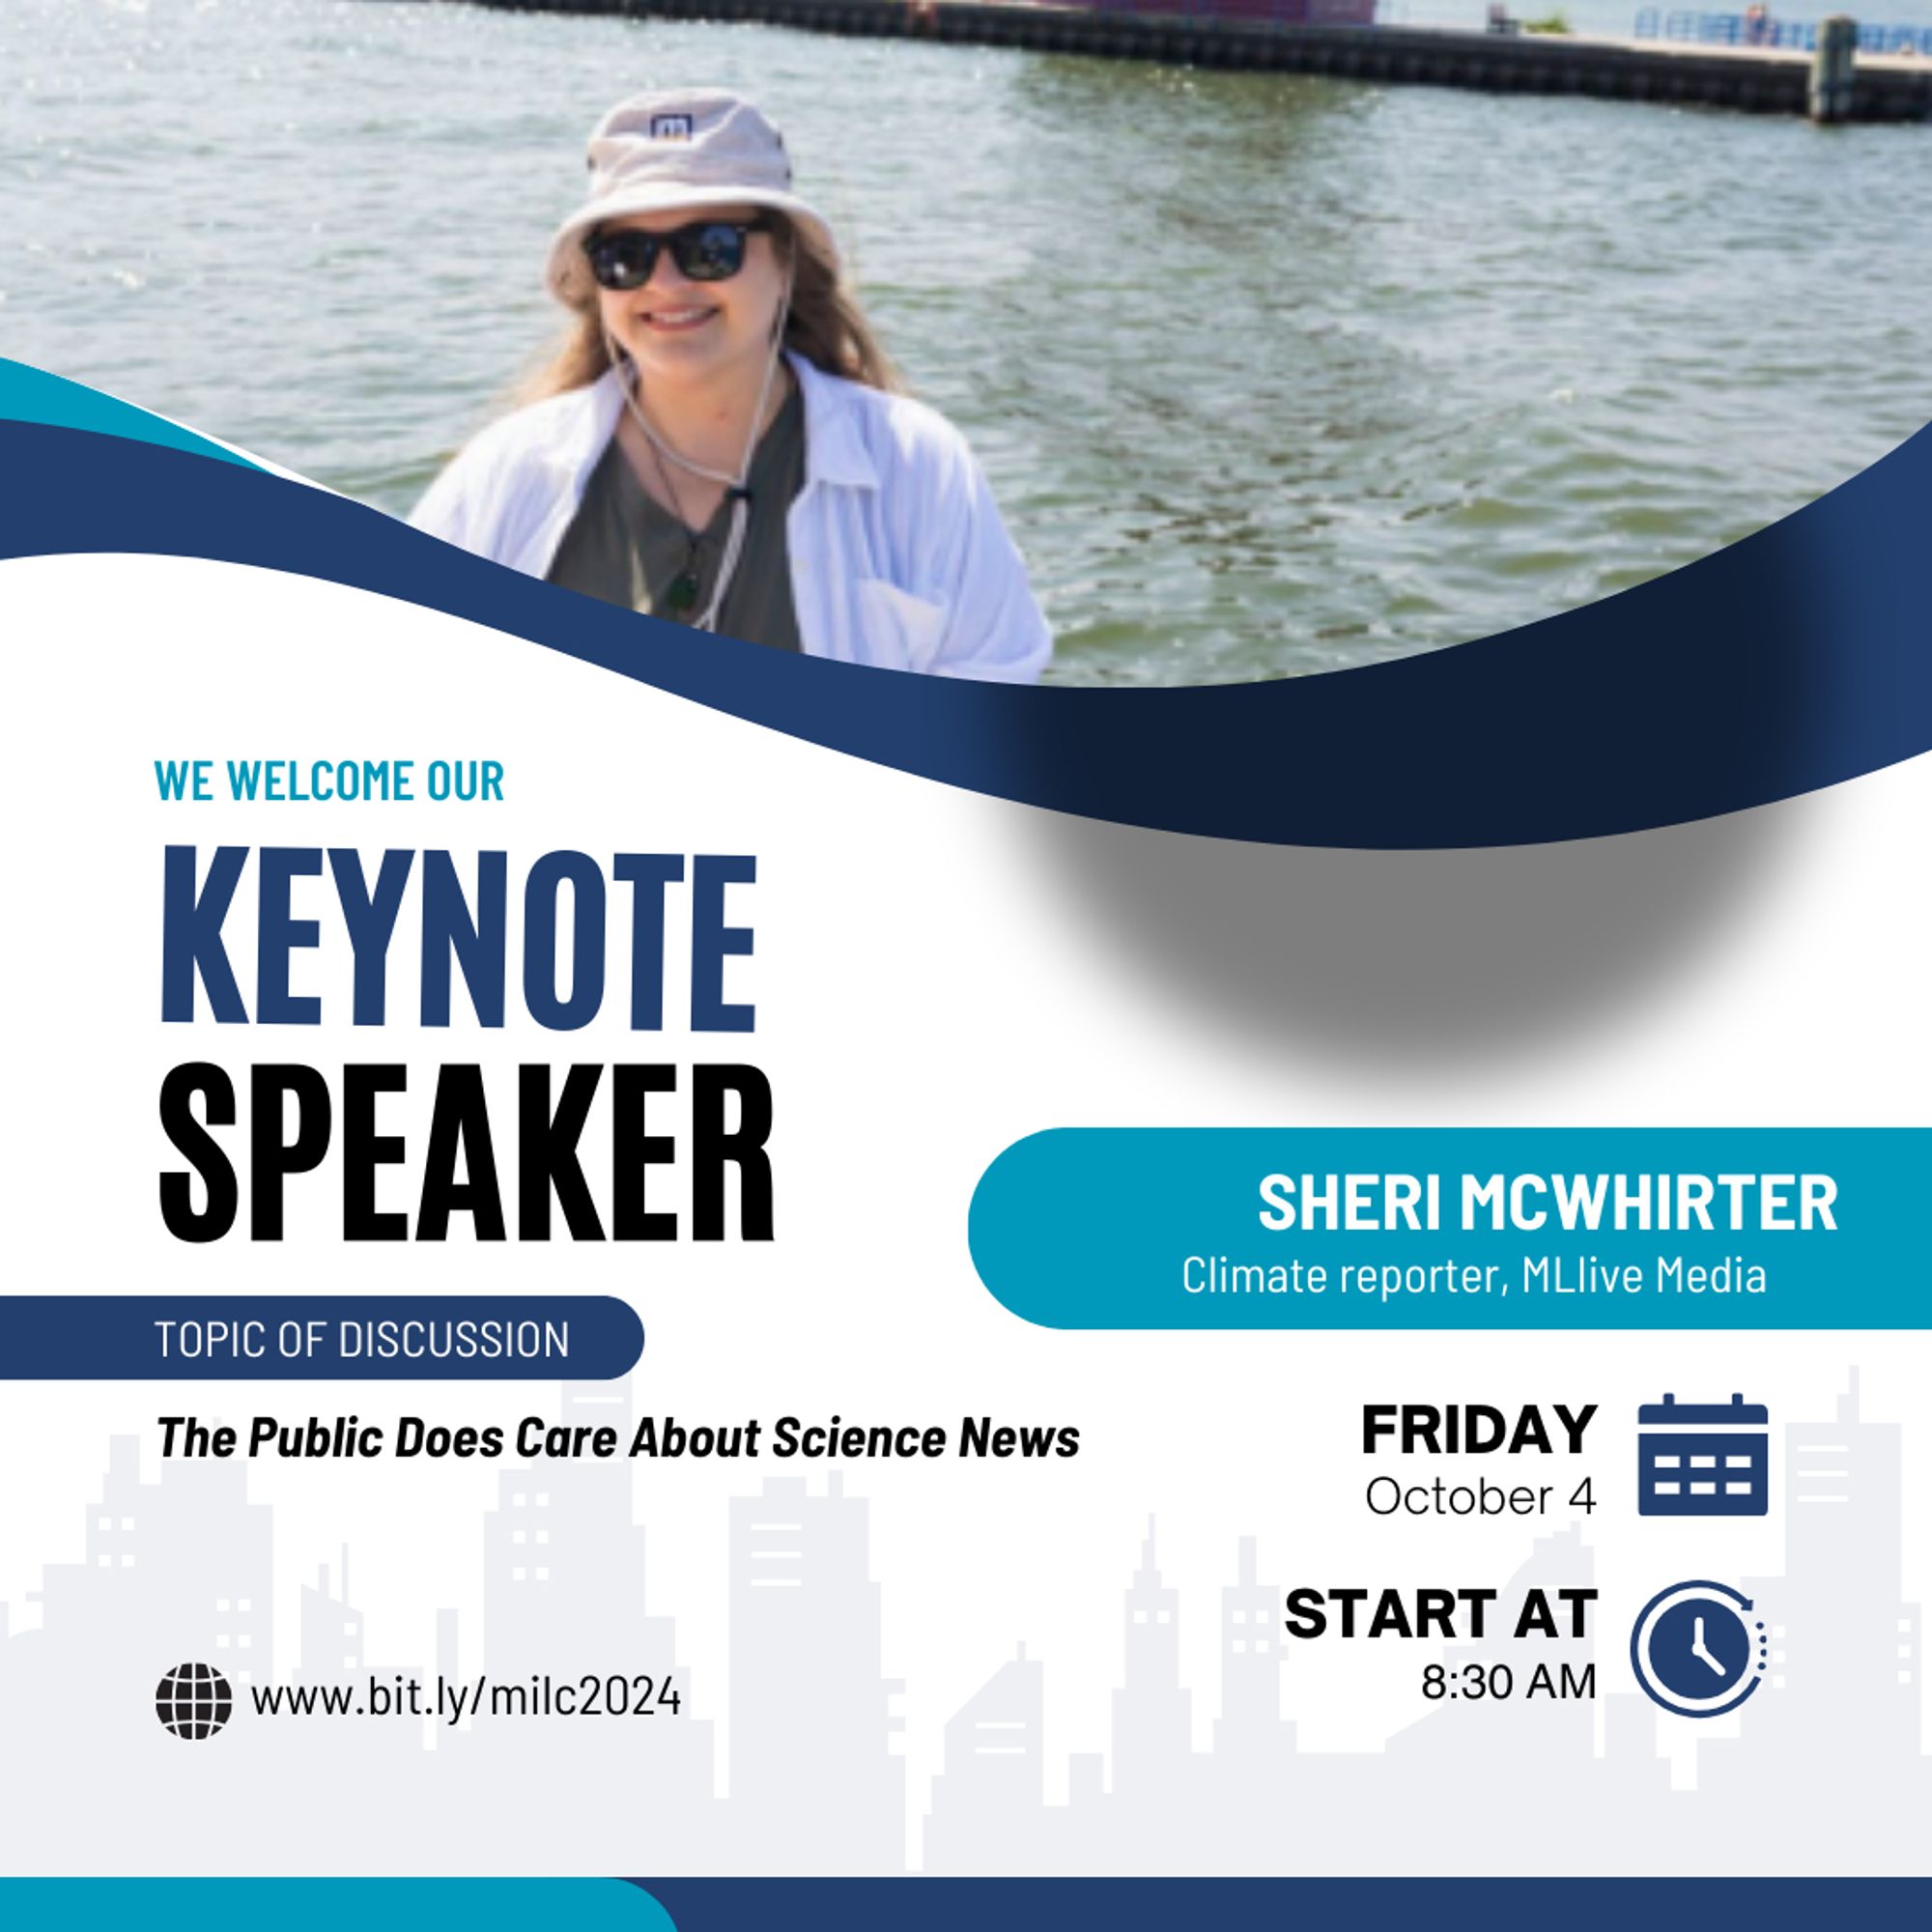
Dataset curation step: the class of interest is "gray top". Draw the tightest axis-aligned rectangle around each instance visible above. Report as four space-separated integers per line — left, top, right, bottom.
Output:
547 384 806 651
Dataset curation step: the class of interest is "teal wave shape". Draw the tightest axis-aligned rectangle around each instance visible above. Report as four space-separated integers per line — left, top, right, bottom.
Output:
0 358 259 470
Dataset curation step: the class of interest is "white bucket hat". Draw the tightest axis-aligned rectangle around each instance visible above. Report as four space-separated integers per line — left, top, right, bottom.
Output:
545 89 838 309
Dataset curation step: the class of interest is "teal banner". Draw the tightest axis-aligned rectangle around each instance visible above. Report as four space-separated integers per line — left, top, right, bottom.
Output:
968 1128 1931 1329
0 1882 673 1932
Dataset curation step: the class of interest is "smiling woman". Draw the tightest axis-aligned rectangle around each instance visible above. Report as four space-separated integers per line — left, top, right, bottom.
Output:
411 89 1051 681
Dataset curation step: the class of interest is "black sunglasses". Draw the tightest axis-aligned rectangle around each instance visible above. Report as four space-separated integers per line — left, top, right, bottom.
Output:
584 218 773 291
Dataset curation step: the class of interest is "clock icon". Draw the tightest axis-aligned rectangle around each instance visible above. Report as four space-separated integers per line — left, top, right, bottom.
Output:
1630 1579 1769 1718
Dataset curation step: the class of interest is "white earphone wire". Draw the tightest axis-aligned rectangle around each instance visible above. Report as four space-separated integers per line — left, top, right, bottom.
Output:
603 251 797 635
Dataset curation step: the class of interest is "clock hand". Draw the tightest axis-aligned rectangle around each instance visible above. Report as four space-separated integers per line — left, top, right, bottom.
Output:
1690 1617 1727 1676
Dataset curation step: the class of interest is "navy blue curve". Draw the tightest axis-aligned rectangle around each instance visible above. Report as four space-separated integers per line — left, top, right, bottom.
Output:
3 412 1926 849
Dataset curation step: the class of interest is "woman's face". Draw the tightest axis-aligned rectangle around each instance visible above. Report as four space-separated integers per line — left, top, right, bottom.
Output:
595 205 787 397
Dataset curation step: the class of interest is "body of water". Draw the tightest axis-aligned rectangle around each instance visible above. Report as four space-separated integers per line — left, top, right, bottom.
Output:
6 0 1929 682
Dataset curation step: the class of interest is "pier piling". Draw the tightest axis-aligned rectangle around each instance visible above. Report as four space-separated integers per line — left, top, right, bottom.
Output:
1810 14 1861 122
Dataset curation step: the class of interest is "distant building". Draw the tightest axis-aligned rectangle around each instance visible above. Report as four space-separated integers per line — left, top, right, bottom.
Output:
474 1381 716 1860
1214 1534 1293 1772
1110 1517 1195 1810
35 1432 272 1687
924 1642 1046 1871
1735 1369 1922 1762
727 1473 905 1872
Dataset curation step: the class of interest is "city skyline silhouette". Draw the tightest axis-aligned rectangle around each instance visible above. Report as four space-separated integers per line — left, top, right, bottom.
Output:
0 1368 1922 1874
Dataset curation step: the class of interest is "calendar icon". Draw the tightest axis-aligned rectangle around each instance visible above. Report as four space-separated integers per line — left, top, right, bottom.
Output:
1637 1393 1769 1517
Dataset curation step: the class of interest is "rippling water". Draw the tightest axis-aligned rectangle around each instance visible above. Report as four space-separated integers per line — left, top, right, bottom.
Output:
6 0 1929 681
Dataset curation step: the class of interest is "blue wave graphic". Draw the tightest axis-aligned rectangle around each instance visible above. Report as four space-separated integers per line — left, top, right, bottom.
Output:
3 366 1927 849
0 360 260 471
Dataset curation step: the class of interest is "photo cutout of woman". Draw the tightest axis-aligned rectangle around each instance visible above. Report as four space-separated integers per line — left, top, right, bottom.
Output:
412 89 1052 681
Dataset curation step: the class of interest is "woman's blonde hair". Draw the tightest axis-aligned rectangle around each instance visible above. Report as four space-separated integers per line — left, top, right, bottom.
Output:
517 212 898 406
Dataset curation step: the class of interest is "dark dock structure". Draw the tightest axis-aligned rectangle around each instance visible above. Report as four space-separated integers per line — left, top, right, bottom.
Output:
457 0 1932 122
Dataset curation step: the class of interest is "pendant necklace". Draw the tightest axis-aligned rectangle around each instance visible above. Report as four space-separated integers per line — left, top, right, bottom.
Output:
641 431 706 617
605 267 793 634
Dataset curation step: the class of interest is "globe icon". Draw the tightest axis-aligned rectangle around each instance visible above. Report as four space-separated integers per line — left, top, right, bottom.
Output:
155 1661 233 1740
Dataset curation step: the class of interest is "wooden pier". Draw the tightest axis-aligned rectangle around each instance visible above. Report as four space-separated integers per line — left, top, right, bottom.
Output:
462 0 1932 121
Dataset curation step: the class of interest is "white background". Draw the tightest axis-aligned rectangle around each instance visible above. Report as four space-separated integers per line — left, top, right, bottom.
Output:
0 552 1926 1861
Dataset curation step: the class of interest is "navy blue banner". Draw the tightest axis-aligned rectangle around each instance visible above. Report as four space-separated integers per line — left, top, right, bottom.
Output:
638 1878 1932 1927
0 1295 641 1378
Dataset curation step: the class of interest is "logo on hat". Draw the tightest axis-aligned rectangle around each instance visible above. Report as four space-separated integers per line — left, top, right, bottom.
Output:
649 114 696 141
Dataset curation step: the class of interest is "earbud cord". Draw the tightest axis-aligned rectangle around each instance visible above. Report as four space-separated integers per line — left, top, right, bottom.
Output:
605 259 795 635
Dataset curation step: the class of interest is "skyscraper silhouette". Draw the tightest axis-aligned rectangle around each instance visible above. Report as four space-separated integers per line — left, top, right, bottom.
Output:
727 1473 905 1872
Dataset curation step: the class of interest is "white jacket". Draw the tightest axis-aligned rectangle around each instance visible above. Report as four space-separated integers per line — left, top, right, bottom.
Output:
411 354 1052 681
